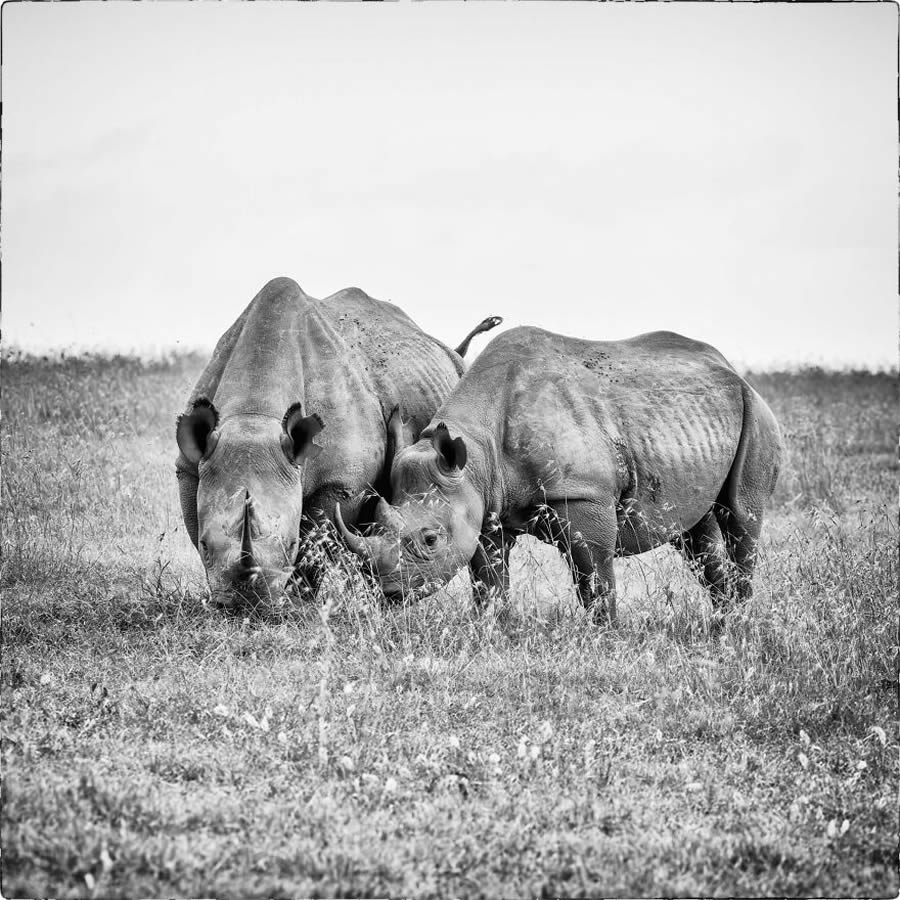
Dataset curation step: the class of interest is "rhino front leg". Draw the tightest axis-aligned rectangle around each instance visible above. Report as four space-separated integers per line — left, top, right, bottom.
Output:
291 513 335 601
293 560 325 602
542 500 618 626
469 526 515 609
302 489 377 600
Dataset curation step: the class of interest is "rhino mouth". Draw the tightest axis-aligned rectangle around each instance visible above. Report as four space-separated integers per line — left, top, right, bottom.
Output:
203 487 303 613
208 566 296 612
376 567 448 603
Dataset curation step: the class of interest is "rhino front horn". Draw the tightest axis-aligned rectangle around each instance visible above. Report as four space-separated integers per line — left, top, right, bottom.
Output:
335 502 402 578
240 489 256 570
334 503 369 558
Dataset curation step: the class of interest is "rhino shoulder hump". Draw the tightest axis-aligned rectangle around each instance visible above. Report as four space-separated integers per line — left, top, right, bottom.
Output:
325 286 377 304
256 276 306 301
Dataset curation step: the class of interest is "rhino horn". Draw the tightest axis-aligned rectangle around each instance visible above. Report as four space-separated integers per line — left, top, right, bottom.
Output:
373 497 405 531
334 502 369 558
240 489 256 570
337 500 402 577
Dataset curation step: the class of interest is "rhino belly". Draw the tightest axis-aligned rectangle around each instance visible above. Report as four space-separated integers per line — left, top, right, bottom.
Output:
615 447 736 554
611 385 743 554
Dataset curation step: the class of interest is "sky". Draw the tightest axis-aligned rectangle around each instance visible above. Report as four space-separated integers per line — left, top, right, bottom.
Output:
3 2 897 369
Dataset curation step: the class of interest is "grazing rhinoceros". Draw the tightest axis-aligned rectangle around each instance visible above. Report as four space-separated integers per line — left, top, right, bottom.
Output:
175 276 501 609
336 326 783 624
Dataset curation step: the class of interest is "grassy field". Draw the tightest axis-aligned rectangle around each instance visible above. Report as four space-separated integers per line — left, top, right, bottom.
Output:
1 350 897 898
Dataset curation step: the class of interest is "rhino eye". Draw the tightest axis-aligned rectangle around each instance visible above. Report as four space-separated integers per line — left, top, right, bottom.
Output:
422 531 438 548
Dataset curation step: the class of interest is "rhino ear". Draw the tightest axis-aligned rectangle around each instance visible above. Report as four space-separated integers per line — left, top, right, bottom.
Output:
432 422 467 472
281 402 325 465
176 397 220 465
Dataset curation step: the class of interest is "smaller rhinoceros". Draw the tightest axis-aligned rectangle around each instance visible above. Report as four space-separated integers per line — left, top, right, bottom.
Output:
336 326 783 624
175 276 500 609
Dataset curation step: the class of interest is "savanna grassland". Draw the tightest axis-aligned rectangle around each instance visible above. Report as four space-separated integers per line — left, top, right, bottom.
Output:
1 350 897 898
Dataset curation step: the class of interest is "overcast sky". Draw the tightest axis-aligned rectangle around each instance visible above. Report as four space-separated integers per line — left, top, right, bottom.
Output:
3 2 896 368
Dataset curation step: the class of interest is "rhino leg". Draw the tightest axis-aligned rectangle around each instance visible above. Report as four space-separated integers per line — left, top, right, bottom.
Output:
293 554 325 602
713 502 764 603
536 500 618 627
294 568 323 601
293 510 348 601
706 388 781 605
676 509 730 607
469 526 516 608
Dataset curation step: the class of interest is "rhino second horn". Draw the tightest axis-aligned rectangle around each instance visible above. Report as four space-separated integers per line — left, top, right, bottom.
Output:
334 503 369 558
374 497 405 531
240 489 256 570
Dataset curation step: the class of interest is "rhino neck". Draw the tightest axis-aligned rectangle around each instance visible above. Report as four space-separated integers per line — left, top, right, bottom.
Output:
213 280 315 420
467 428 506 523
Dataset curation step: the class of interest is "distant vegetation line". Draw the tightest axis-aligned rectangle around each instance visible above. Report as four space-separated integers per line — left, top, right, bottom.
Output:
2 343 897 378
2 345 211 374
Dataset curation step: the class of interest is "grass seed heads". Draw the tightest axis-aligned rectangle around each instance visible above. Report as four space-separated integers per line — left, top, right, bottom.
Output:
1 353 897 897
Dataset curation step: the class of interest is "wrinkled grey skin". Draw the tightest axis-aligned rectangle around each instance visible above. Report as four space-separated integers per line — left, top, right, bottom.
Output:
176 276 501 609
339 326 783 624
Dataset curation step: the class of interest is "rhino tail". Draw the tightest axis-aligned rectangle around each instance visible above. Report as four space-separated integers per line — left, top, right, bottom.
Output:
454 315 503 358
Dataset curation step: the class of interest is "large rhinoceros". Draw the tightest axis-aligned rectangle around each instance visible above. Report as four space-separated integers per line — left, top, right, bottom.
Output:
336 326 783 624
175 276 500 609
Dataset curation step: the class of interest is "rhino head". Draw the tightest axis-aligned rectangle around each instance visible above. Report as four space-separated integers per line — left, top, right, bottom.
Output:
337 423 483 600
177 397 324 609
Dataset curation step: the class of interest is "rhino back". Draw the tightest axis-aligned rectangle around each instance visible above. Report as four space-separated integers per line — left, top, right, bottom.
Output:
299 288 464 502
443 326 747 535
317 287 464 425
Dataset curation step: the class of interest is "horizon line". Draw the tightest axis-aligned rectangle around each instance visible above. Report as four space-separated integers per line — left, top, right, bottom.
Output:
3 340 896 376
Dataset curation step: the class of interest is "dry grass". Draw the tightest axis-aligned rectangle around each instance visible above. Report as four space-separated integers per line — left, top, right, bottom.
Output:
1 351 897 898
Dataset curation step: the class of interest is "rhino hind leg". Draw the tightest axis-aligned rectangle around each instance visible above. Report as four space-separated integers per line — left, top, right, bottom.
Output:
676 509 730 608
712 500 764 603
708 386 782 605
536 500 618 626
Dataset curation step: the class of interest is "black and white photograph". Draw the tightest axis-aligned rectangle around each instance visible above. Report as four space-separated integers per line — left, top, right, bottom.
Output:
2 1 897 896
